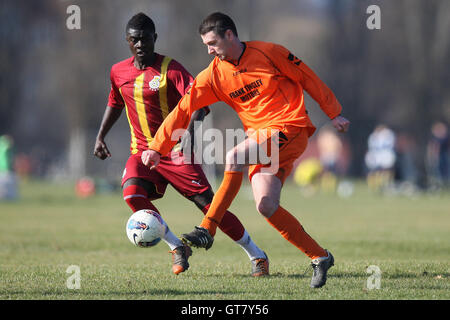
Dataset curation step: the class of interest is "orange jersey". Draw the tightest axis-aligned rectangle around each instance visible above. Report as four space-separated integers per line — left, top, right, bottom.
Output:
150 41 342 156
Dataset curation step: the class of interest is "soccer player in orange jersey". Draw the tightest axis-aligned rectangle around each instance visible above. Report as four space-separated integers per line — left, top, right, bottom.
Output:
94 13 268 277
141 12 350 287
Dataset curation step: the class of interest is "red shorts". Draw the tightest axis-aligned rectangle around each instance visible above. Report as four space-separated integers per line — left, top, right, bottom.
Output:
122 151 210 200
247 126 309 183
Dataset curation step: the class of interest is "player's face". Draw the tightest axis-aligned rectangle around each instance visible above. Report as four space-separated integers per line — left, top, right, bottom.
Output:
126 28 157 61
201 30 233 61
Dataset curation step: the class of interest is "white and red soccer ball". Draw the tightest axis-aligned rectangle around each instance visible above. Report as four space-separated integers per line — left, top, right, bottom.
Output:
126 209 166 247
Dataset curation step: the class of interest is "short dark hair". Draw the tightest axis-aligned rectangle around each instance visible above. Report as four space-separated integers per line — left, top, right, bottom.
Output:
198 12 238 38
126 12 155 33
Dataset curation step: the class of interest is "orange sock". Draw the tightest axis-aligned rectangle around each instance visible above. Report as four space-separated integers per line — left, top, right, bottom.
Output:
266 206 327 259
199 171 243 237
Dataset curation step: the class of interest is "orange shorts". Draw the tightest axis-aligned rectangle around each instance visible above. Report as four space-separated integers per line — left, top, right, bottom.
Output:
247 126 309 183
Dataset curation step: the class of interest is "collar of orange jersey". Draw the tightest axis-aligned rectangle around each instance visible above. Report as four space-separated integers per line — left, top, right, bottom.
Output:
222 42 247 67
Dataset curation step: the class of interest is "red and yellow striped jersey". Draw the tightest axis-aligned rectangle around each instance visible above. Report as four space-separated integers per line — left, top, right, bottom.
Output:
149 41 342 156
108 53 195 155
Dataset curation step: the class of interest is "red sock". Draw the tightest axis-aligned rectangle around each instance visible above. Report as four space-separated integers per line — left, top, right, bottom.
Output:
201 204 244 241
266 206 326 259
123 185 159 213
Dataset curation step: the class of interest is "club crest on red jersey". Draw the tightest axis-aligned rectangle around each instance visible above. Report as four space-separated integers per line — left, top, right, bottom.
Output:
149 75 161 91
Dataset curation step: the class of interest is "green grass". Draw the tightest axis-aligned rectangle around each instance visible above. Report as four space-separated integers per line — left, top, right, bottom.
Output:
0 179 449 300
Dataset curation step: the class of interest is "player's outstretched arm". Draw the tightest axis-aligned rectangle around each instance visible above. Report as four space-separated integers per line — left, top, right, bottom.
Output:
94 106 122 160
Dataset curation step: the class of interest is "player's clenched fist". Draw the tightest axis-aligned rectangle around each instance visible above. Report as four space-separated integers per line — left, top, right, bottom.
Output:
331 115 350 133
93 139 111 160
141 149 161 169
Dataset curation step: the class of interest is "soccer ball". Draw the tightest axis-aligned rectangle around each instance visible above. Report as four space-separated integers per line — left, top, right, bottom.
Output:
126 209 165 248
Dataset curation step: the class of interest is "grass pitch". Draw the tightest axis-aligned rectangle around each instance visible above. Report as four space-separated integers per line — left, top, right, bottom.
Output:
0 179 449 300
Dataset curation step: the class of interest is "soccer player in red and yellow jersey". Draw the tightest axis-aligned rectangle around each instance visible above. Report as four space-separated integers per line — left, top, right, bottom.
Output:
142 12 350 287
94 13 269 276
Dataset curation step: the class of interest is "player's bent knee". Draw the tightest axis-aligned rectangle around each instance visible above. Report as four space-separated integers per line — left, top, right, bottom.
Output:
224 149 245 171
256 196 279 218
225 148 237 163
190 188 214 211
122 183 150 213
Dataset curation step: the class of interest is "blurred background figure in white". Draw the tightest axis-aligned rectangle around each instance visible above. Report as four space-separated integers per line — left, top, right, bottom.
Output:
364 125 397 192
